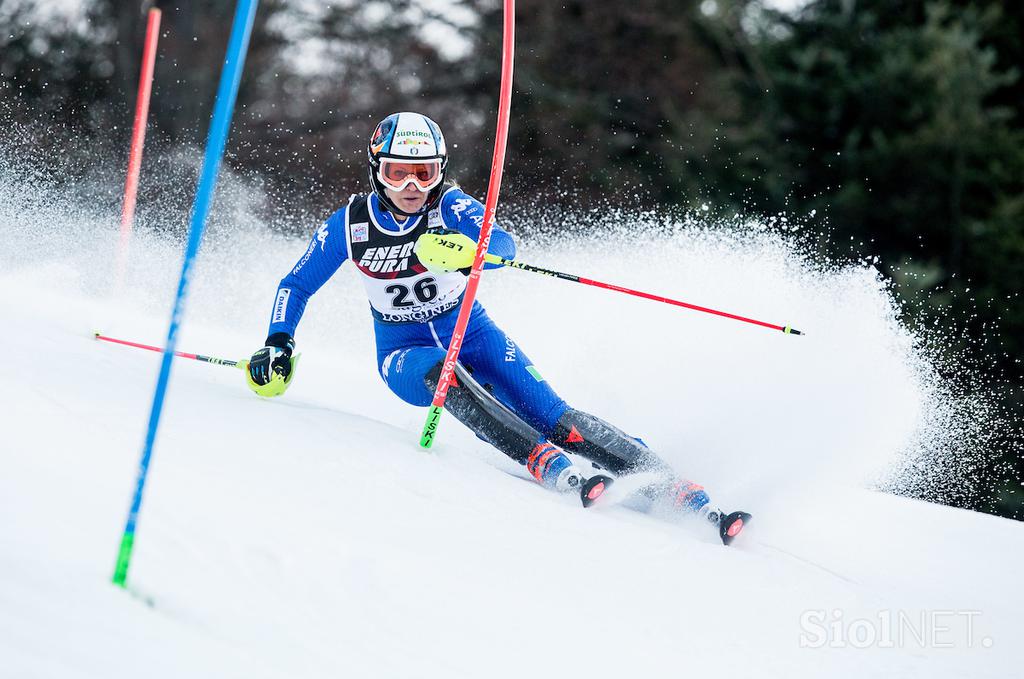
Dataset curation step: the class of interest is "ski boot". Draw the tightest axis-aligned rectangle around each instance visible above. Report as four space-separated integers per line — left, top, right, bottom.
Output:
527 442 614 507
527 442 585 491
671 480 751 546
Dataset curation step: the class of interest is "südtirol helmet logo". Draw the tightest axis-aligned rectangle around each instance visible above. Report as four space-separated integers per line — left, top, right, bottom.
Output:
394 128 436 154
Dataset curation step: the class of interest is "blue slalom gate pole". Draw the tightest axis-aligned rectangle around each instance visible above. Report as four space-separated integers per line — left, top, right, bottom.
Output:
113 0 260 588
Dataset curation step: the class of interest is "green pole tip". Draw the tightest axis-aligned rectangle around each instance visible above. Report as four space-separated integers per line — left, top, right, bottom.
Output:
419 405 443 449
783 326 804 336
112 532 135 587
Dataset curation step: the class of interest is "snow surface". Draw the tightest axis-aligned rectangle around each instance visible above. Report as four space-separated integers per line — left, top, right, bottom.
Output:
1 177 1021 678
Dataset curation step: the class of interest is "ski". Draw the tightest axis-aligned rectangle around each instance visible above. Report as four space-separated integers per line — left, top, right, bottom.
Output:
580 474 614 508
716 510 752 546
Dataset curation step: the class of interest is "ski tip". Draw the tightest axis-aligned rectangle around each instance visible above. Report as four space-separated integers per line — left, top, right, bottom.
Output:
580 474 614 508
719 511 752 546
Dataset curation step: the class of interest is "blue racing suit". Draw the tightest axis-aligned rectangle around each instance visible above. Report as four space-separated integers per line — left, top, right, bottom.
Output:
266 186 569 435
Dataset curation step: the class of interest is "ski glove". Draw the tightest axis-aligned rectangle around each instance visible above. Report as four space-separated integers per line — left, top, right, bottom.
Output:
415 230 477 274
246 333 296 397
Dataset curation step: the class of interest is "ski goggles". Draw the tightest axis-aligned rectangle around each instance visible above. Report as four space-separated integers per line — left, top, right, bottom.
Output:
377 158 443 192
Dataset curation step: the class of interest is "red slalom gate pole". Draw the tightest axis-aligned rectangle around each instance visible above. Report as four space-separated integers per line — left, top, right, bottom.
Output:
419 0 515 449
117 8 161 277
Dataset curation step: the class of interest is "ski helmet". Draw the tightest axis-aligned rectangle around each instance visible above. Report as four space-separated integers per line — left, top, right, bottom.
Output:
367 112 448 217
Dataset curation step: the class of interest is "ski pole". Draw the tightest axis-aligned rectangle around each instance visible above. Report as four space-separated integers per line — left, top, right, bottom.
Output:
94 332 246 369
483 253 803 335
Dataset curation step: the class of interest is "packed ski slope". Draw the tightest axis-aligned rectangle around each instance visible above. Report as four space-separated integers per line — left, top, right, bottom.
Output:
1 177 1021 678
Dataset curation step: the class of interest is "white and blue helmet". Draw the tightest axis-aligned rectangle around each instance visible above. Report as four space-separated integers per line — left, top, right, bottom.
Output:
367 112 449 216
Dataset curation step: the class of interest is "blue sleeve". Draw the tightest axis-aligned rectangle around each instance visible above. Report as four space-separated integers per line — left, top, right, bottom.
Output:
266 207 349 340
439 188 516 268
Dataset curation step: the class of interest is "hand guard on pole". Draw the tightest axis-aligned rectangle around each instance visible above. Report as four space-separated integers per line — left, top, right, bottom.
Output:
246 333 297 398
415 231 478 274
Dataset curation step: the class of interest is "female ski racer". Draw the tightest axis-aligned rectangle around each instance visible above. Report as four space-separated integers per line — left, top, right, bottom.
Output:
247 112 749 544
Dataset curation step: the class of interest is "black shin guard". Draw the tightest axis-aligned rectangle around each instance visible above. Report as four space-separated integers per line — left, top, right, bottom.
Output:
551 408 672 477
424 361 540 465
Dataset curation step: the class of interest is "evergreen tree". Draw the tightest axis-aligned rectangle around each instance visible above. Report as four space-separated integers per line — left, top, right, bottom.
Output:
702 0 1024 516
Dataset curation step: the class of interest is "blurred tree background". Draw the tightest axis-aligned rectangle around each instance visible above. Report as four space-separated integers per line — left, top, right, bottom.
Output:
1 0 1021 517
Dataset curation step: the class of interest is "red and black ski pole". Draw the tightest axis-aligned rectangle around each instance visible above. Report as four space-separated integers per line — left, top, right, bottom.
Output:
483 254 804 336
94 332 245 368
